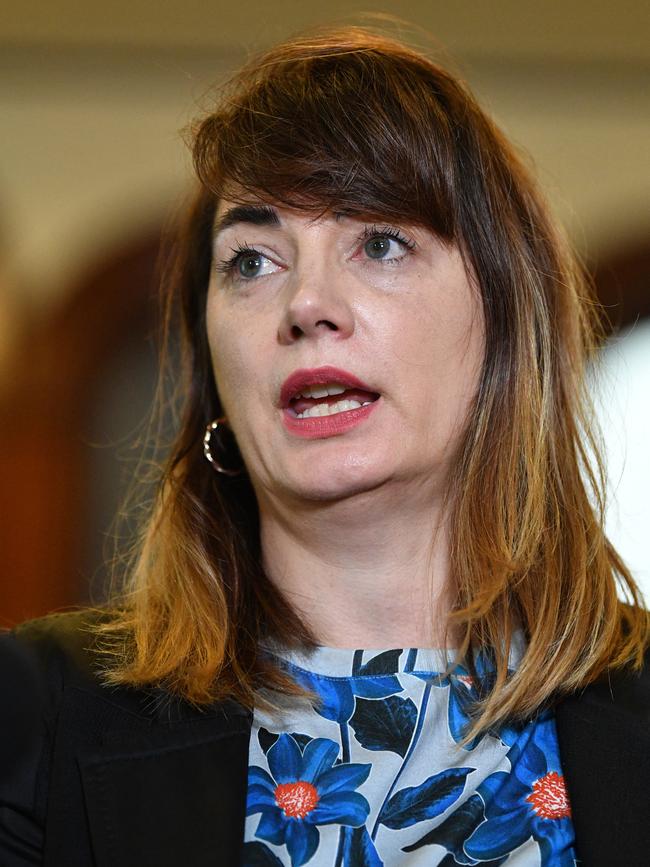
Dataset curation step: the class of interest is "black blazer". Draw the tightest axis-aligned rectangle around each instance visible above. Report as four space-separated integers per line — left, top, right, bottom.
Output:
1 611 649 867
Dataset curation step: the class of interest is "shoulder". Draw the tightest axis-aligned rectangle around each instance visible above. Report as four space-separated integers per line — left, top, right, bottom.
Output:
588 644 650 717
6 608 250 727
0 610 120 861
565 641 650 726
554 615 650 776
1 611 250 866
554 625 650 862
554 636 650 784
560 601 650 720
12 608 108 676
11 608 114 690
6 608 161 724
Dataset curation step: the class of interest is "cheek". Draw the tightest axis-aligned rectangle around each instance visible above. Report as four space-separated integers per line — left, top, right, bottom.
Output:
206 308 269 424
210 337 245 411
206 303 243 411
399 271 484 419
435 313 484 439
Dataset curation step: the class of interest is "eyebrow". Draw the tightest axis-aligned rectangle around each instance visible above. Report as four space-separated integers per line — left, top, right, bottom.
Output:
213 204 350 239
213 204 281 238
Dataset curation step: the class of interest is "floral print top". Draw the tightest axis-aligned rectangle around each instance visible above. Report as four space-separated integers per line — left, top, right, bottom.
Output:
242 642 577 866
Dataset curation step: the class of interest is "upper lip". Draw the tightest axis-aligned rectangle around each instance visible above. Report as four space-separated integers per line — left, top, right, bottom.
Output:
279 366 378 408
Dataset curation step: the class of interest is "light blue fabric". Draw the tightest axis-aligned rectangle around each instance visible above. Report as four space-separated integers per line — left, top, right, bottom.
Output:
243 643 577 866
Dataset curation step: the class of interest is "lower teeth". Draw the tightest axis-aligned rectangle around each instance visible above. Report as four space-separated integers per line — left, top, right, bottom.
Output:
296 399 373 419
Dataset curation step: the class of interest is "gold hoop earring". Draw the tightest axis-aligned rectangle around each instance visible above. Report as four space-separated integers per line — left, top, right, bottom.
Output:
203 417 243 476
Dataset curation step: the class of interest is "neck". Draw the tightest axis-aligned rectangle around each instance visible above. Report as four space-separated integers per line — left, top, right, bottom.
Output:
257 480 455 648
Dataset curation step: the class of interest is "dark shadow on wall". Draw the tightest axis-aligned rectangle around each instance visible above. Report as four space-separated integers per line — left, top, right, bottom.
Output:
0 230 165 625
593 238 650 333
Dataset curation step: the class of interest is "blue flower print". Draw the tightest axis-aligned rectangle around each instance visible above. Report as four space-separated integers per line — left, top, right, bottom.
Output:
286 657 402 725
465 715 574 865
426 657 519 751
247 733 372 866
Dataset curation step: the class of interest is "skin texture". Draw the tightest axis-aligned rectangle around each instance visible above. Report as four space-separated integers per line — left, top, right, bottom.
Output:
206 201 485 648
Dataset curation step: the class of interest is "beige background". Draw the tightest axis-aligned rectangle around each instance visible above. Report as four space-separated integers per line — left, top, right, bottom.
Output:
1 1 649 317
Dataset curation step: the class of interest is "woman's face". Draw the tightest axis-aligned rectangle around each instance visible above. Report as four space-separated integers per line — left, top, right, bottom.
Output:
206 200 484 507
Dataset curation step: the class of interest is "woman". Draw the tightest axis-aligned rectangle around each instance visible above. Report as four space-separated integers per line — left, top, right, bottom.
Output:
2 25 648 867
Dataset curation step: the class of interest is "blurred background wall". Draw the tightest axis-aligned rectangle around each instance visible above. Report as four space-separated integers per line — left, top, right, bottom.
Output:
1 1 649 623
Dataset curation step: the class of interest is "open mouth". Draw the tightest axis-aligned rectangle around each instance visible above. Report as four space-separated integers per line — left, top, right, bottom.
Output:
288 383 380 419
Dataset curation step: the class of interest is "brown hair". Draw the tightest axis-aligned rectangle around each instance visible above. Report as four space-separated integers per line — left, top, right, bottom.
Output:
96 25 648 737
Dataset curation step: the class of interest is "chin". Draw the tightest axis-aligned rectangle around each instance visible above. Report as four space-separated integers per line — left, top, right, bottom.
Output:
286 463 389 503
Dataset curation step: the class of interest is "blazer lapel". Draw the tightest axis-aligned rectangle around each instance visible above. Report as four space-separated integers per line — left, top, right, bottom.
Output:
78 700 253 867
555 660 650 866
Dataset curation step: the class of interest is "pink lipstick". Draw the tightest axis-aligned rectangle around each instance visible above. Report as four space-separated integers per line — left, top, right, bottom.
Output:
279 365 380 440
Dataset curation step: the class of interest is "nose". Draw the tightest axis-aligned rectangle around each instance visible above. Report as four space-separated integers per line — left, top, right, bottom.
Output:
277 268 355 345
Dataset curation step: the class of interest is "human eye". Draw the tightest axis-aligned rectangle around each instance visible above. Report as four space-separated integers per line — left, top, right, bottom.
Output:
358 225 416 264
214 243 282 282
